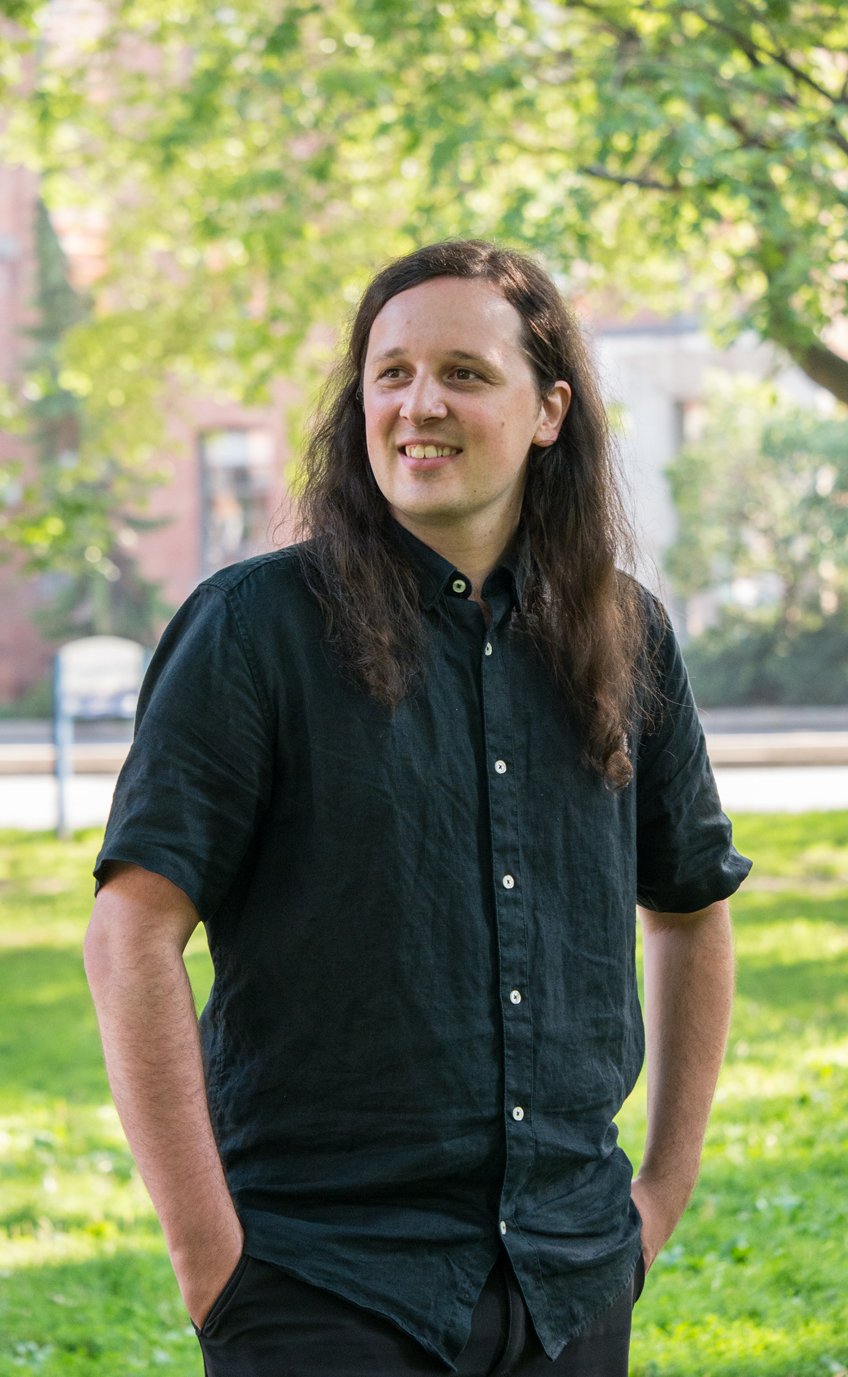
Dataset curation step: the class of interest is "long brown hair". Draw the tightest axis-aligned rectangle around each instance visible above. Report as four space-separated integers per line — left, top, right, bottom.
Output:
296 239 654 788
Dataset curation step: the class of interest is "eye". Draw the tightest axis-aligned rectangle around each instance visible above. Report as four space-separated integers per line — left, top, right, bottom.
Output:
378 367 406 380
451 368 480 381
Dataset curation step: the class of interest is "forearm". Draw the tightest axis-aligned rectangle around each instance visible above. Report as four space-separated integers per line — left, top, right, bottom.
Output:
84 894 242 1273
633 898 734 1256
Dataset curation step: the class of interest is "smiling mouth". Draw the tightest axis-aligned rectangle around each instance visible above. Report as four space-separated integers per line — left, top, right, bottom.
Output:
400 444 462 459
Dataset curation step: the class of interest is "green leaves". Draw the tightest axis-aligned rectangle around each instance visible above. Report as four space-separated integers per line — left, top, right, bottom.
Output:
666 375 848 619
4 0 847 531
664 375 848 707
1 202 169 644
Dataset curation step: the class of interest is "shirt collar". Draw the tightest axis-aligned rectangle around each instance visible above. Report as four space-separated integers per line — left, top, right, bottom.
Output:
388 518 526 612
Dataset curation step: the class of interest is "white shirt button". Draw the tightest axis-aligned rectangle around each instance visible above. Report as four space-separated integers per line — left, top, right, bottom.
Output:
512 1106 524 1121
509 989 522 1004
500 1220 507 1235
495 760 507 774
502 874 515 889
484 642 493 656
452 578 467 594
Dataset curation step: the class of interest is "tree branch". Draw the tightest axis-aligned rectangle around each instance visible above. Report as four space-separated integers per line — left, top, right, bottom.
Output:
579 162 682 191
825 121 848 160
566 4 848 163
678 4 841 108
725 114 783 154
562 0 643 45
766 309 848 405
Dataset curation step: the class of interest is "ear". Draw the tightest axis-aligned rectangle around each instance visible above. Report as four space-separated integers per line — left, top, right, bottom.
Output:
532 381 572 448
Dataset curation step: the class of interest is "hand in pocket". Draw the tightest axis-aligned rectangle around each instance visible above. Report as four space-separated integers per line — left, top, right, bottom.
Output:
176 1239 246 1330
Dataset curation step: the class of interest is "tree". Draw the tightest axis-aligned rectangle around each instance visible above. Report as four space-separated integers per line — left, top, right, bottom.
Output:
665 376 848 705
2 0 846 496
0 200 169 645
547 0 848 403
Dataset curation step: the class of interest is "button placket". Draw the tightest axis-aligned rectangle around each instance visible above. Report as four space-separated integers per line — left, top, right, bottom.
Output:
479 599 534 1231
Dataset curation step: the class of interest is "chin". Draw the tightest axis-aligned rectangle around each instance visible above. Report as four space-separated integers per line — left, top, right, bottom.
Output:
393 493 467 523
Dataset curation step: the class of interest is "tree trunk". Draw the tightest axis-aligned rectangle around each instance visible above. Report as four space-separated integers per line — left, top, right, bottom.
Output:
763 287 848 405
794 341 848 406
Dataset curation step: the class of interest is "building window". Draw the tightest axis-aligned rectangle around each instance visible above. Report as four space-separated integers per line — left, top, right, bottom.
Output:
199 429 274 574
673 399 706 449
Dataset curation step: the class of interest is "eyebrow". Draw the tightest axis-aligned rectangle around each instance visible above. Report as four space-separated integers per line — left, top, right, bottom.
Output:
370 347 495 368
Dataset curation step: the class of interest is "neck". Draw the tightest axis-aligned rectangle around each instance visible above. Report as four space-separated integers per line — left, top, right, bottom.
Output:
391 501 521 603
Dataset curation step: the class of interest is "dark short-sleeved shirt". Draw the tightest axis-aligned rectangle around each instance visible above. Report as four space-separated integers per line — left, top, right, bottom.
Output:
95 524 750 1366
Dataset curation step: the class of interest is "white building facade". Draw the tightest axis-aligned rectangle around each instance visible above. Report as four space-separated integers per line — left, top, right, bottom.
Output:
592 315 833 638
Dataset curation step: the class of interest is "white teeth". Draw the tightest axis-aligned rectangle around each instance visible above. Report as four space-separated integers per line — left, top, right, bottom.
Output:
404 444 459 458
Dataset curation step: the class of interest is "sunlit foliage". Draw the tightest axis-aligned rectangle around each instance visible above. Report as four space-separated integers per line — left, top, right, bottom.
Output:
3 0 846 463
665 377 848 705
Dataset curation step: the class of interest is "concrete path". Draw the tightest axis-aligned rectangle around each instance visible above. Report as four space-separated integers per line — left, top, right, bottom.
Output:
713 766 848 814
0 775 118 832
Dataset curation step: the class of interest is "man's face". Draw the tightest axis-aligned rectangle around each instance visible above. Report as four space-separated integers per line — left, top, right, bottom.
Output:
363 276 568 531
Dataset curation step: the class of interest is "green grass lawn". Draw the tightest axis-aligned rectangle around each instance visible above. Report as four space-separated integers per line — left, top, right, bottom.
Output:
1 818 847 1375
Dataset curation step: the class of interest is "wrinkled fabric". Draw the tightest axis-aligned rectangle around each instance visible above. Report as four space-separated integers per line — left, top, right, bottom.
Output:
95 524 751 1368
195 1251 643 1376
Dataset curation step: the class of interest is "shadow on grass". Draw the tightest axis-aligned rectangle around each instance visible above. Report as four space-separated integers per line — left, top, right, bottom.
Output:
736 955 848 1023
733 889 848 926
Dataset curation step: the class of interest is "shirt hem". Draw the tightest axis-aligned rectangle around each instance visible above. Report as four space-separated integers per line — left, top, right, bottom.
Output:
239 1208 468 1369
539 1234 644 1361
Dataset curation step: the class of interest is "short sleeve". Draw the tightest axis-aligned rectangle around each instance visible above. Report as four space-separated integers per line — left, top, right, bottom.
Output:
635 606 751 912
94 584 274 921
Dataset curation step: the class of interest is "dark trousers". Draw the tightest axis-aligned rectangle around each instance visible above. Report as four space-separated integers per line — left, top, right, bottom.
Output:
197 1250 645 1376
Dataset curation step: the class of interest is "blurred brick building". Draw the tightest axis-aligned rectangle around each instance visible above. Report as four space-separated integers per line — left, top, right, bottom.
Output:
0 161 55 704
0 163 293 706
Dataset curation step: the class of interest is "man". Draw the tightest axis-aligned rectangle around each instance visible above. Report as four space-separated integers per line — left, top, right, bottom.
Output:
85 240 750 1376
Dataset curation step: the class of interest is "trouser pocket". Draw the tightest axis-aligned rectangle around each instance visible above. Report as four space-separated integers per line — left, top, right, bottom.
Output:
631 1252 646 1307
197 1252 252 1338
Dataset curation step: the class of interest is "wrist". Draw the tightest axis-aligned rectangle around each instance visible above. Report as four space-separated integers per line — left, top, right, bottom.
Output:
631 1173 693 1270
633 1163 698 1211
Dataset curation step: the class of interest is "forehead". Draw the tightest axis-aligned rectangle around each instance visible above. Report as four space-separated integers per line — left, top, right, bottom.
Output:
365 276 525 361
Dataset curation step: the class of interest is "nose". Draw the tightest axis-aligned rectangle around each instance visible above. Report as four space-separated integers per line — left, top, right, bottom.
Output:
399 372 449 425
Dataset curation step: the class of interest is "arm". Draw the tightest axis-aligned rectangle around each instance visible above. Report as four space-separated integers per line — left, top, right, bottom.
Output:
83 862 243 1326
631 897 734 1270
